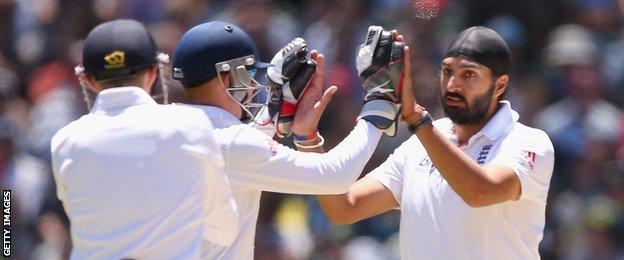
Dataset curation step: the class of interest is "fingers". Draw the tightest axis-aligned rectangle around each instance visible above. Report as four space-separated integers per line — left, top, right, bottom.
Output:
310 49 318 60
322 85 338 103
315 85 338 110
403 46 412 78
311 50 325 90
391 28 404 42
400 46 416 117
310 49 324 70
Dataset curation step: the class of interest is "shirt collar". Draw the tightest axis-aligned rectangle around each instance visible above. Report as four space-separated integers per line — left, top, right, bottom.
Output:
174 103 241 128
90 86 156 114
473 100 519 141
443 100 519 147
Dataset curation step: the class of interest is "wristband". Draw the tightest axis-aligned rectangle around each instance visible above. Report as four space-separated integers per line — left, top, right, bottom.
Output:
294 134 325 149
293 131 319 142
407 111 432 134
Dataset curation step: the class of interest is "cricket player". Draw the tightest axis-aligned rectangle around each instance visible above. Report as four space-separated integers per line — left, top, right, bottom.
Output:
50 20 238 259
171 21 405 259
318 26 555 259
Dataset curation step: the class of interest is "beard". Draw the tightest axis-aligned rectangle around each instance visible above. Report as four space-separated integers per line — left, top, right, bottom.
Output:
441 83 495 124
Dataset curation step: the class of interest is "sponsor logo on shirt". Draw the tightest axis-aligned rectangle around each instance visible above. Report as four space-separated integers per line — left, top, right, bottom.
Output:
418 156 431 167
522 150 536 170
418 156 437 174
429 164 437 175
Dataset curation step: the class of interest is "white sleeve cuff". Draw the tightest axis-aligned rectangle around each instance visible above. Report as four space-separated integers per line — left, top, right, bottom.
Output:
370 171 402 207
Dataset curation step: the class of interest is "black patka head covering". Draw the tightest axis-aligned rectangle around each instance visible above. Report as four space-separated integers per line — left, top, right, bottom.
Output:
445 26 511 76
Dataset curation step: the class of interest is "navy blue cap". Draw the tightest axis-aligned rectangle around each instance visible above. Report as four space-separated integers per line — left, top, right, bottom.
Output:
82 19 157 81
445 26 511 76
172 21 270 87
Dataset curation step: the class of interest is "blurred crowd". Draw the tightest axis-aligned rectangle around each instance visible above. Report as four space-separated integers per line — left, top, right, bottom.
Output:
1 0 624 259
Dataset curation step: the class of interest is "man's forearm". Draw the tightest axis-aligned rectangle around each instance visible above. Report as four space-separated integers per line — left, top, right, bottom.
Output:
413 124 506 206
317 175 399 225
317 194 354 224
297 146 325 153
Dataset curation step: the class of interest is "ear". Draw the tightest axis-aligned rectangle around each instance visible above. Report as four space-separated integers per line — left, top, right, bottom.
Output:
84 75 103 93
494 75 509 98
219 72 231 89
142 66 159 92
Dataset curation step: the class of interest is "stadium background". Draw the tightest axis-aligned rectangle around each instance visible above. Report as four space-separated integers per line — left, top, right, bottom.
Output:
1 0 623 259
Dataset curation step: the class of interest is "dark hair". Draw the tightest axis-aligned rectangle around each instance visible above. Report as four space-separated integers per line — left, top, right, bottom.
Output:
97 76 141 89
95 67 151 89
180 78 209 89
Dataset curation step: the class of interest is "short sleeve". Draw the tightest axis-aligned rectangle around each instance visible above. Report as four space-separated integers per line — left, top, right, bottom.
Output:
491 130 555 203
369 136 419 206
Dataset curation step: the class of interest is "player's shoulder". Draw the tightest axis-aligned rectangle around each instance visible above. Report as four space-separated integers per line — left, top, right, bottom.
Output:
52 115 90 140
50 115 92 150
431 117 455 137
154 103 209 120
507 122 554 152
230 123 274 145
509 122 552 143
393 120 437 156
433 116 453 129
143 104 214 128
432 117 456 137
51 123 72 146
396 116 451 150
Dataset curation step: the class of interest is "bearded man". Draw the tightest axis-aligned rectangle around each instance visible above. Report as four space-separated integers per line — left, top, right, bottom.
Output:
318 26 555 260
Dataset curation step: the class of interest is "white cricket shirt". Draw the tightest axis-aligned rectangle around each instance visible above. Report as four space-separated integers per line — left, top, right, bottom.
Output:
51 87 238 260
177 104 382 260
371 101 555 260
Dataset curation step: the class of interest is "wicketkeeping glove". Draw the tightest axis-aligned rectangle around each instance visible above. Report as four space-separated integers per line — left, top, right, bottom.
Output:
356 25 405 136
263 37 317 138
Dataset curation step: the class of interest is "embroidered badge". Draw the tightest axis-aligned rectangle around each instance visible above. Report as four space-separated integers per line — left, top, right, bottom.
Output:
476 144 493 164
104 50 125 69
